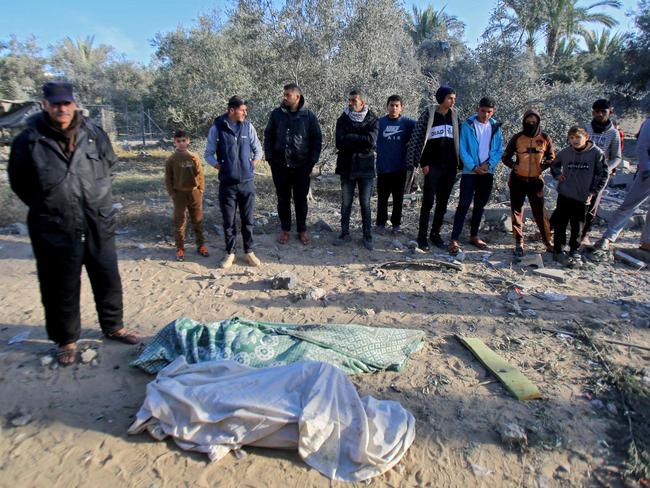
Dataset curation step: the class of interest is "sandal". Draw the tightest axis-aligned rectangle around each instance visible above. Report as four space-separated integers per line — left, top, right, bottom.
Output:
56 343 77 366
277 231 289 245
298 231 311 245
469 237 488 250
448 240 461 256
105 328 140 345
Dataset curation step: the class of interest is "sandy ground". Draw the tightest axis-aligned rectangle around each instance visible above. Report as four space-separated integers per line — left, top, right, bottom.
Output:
1 159 649 487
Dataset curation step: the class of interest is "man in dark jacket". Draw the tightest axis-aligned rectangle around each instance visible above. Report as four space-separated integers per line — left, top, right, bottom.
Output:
205 96 263 269
334 90 379 251
8 81 139 366
264 83 322 245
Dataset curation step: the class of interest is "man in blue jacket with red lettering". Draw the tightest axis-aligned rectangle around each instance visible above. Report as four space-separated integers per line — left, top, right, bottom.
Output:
205 96 263 269
448 97 503 255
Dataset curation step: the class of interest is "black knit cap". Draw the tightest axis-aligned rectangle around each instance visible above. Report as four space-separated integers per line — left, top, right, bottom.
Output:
42 81 75 104
435 85 455 104
592 99 611 110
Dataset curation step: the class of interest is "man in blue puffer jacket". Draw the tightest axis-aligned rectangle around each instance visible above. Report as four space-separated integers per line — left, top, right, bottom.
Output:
448 97 503 255
205 96 263 269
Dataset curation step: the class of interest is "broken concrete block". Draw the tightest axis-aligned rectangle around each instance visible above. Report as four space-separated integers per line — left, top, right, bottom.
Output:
614 250 647 270
517 253 544 269
532 268 566 282
499 422 528 446
271 271 298 290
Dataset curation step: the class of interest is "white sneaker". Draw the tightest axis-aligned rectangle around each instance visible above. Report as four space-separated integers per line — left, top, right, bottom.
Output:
220 253 235 269
244 252 262 267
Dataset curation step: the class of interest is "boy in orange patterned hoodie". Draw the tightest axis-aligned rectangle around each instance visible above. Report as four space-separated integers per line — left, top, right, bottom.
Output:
165 130 208 261
502 109 555 256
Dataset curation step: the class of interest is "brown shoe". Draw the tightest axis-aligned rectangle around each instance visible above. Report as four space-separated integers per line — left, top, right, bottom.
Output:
105 328 140 345
298 231 311 245
277 231 289 244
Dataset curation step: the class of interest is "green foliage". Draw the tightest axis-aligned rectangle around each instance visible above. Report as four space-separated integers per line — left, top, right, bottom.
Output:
0 36 46 99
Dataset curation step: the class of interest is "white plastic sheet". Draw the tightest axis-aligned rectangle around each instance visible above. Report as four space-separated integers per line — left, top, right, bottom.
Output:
128 357 415 482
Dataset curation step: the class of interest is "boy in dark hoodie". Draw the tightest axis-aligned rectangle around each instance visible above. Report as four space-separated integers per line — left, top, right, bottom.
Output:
550 126 608 265
502 109 555 256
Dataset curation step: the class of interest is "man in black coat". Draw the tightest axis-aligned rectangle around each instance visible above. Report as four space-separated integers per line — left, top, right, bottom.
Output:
8 81 139 366
264 83 322 245
334 89 379 251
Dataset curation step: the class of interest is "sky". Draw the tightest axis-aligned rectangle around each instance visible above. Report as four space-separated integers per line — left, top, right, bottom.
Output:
3 0 641 64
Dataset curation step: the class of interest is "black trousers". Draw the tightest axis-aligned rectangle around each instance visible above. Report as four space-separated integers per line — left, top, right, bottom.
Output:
31 227 123 346
271 164 311 232
376 171 407 227
418 165 457 239
552 194 588 252
219 180 255 254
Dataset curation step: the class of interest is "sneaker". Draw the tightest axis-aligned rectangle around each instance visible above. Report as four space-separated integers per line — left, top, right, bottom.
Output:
176 248 184 262
513 245 525 257
391 225 403 235
362 238 374 251
553 251 569 265
593 238 611 251
429 233 445 249
375 224 386 235
568 250 583 268
245 252 262 267
581 236 592 246
333 233 351 246
220 253 235 269
416 236 430 251
198 244 209 257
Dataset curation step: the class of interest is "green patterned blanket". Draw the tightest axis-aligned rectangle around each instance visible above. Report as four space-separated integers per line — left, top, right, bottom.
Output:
131 317 425 374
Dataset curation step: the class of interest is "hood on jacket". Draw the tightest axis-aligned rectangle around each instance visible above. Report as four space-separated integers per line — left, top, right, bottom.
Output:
522 109 541 137
281 95 306 114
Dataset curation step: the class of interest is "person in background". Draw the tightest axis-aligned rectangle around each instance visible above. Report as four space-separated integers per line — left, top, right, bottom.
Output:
264 83 322 245
375 95 415 235
333 89 379 251
550 126 608 267
594 114 650 253
582 99 622 244
165 129 207 262
448 96 503 255
502 109 555 257
204 96 263 269
405 86 460 252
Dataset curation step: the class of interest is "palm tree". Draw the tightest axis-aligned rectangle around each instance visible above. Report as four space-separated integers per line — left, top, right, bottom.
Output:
544 0 622 63
499 0 621 62
409 5 465 46
582 29 629 55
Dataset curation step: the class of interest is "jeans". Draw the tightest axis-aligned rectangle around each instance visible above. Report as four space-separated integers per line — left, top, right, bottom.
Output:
219 180 255 254
418 165 457 239
340 176 374 239
271 164 311 232
603 172 650 244
451 173 493 240
376 171 407 227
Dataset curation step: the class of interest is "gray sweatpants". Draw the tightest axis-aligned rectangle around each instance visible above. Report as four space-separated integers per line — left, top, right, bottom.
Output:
603 173 650 244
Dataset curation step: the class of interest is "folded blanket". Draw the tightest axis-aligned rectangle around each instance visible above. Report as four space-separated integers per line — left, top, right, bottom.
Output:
131 316 424 374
